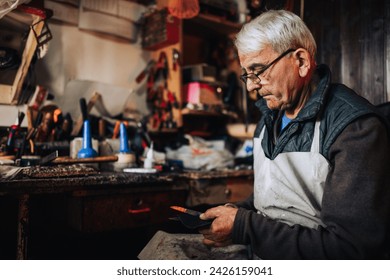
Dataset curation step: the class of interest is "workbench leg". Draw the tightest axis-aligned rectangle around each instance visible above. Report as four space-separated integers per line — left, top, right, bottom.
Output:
16 194 29 260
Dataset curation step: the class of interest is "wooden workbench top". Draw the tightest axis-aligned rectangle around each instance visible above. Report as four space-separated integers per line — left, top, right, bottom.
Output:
0 164 253 195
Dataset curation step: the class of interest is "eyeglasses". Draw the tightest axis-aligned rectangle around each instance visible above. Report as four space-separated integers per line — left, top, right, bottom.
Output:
240 48 296 84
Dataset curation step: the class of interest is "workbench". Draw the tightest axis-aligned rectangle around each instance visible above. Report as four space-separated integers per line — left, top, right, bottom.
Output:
0 165 253 259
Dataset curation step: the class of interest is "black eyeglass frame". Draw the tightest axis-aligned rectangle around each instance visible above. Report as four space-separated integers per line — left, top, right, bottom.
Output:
240 48 296 84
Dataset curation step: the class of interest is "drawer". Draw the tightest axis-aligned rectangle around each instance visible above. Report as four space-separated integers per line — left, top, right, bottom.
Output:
226 177 253 203
67 190 187 233
186 177 253 207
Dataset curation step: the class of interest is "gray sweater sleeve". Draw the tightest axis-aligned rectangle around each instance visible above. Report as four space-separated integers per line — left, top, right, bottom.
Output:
232 116 390 259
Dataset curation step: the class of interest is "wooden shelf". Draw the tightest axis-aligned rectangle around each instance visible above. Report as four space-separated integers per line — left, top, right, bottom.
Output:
181 108 239 120
184 13 242 36
182 108 217 116
147 126 179 134
181 108 225 117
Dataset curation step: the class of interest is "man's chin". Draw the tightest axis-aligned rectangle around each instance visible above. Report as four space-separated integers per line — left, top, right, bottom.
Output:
265 99 282 110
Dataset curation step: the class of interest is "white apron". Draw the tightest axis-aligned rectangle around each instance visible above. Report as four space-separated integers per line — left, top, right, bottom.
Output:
253 121 330 229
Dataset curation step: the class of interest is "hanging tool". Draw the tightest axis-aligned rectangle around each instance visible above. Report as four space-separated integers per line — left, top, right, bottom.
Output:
167 90 179 109
147 51 169 96
146 51 177 130
135 59 156 84
156 51 169 83
172 48 181 71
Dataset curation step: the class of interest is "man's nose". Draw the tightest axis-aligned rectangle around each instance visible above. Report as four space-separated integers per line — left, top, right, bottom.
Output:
246 80 261 92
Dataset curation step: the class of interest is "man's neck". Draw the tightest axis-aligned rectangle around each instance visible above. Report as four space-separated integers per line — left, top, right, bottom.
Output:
285 72 319 119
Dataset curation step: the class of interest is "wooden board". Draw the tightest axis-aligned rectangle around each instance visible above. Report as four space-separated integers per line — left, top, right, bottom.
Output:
0 9 45 105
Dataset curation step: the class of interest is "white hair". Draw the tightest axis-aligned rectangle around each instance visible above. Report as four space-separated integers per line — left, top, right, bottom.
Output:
235 10 317 58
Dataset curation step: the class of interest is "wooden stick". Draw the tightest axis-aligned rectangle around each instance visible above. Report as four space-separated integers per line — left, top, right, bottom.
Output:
52 155 118 164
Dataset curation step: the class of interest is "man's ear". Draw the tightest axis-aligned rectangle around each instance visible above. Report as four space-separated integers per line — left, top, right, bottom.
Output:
294 48 312 77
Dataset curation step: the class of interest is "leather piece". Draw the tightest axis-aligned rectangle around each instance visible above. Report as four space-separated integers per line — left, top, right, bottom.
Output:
175 212 212 229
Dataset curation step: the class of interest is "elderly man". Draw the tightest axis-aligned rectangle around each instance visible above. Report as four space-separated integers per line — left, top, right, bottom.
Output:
200 9 390 259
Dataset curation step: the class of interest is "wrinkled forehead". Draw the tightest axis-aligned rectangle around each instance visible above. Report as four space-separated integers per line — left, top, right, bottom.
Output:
239 46 275 71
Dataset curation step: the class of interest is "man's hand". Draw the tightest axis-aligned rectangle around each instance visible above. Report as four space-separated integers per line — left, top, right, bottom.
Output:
199 205 238 247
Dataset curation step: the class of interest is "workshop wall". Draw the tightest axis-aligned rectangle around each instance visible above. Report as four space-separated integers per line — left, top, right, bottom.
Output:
34 20 151 120
305 0 389 105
